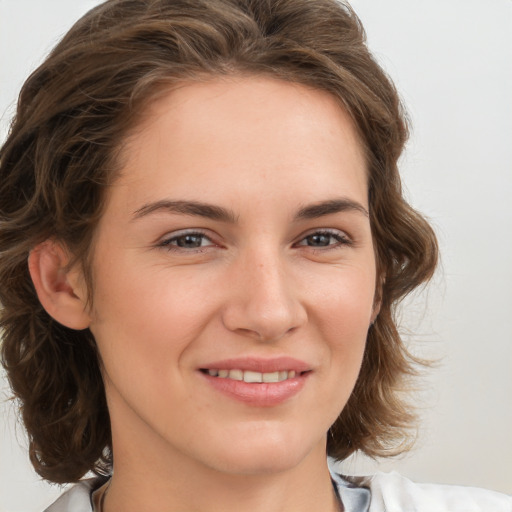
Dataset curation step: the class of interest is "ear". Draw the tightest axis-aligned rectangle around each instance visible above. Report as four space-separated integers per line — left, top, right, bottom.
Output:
370 274 384 326
28 240 91 330
370 300 381 326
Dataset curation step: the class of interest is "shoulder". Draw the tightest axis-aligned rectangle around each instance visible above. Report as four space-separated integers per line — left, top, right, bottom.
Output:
43 478 101 512
338 471 512 512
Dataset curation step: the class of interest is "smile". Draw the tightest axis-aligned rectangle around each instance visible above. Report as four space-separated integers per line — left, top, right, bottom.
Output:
199 358 311 406
202 369 299 383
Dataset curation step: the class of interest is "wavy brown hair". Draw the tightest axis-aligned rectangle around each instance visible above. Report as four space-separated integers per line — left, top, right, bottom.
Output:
0 0 437 484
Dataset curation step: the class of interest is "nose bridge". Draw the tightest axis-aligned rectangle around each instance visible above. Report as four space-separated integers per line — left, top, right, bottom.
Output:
223 244 306 341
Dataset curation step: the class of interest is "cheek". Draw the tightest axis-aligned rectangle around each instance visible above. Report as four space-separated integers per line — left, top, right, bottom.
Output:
306 259 376 328
89 260 216 374
306 265 375 376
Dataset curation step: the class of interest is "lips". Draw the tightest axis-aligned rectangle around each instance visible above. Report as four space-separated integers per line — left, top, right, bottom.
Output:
204 368 297 382
199 357 311 406
200 356 310 374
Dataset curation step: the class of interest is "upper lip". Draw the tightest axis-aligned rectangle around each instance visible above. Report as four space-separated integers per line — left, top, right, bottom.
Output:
200 357 311 374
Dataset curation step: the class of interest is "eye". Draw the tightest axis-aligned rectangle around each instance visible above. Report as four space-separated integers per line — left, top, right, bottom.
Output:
158 231 215 251
295 230 351 249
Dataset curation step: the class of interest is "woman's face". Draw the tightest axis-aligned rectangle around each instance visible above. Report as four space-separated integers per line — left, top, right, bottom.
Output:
87 77 378 475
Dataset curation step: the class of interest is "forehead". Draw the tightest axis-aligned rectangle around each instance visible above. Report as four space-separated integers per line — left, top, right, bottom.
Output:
111 76 368 215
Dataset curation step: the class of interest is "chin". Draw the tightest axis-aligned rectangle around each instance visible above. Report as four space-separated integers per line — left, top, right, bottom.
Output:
197 426 325 476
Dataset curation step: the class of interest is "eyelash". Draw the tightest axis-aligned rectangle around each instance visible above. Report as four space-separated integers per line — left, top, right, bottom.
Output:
157 229 352 253
158 230 214 252
295 230 353 251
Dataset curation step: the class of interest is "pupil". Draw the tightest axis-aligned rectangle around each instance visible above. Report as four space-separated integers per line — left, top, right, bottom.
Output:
309 234 330 246
177 235 202 248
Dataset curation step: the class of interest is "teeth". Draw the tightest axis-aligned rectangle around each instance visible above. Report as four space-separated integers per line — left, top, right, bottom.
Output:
263 371 279 383
244 370 263 383
206 369 299 382
229 369 243 381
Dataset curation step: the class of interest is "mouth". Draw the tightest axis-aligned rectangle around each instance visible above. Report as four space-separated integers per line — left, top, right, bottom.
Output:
198 357 311 406
200 368 307 383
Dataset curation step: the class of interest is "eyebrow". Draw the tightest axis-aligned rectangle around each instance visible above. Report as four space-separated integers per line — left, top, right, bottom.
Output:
132 200 238 223
132 197 368 223
294 198 369 220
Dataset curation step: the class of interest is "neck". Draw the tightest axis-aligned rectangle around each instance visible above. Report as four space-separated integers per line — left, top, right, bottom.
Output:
104 432 339 512
102 381 341 512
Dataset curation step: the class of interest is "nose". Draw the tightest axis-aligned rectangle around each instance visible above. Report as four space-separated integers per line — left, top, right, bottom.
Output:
221 249 307 342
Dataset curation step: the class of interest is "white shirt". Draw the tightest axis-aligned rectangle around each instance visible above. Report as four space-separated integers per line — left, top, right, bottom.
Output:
44 469 512 512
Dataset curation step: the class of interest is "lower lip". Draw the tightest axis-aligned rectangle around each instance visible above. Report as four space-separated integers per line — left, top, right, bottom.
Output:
200 372 309 407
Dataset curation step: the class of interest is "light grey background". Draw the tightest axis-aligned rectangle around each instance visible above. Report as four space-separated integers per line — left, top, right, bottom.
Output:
1 0 511 510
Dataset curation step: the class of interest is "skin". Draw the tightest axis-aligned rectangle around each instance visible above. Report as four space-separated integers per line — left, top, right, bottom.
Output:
34 76 379 511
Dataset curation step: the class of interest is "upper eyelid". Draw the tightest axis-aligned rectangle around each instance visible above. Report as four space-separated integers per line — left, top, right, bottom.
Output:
165 229 210 237
294 227 351 241
157 229 215 245
301 227 348 236
155 227 352 247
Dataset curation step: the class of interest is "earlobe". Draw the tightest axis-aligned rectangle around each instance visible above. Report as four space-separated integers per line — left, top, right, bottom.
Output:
28 241 91 330
370 305 380 326
370 276 384 326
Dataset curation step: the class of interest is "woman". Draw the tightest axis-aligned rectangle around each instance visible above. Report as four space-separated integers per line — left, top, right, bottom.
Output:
0 0 510 511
